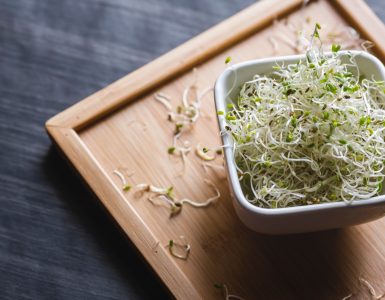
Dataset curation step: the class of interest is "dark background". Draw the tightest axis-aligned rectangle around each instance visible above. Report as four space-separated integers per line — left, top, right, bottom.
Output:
1 0 385 299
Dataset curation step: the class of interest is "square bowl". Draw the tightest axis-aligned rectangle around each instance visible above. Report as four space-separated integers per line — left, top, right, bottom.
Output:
214 50 385 234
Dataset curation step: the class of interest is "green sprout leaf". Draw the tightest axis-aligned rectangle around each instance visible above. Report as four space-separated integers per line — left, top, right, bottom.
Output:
123 185 131 191
332 44 341 52
168 147 176 154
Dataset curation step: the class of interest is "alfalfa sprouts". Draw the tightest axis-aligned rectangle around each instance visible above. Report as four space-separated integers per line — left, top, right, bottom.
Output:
167 236 191 260
138 179 220 217
221 26 385 208
113 170 132 191
359 277 385 300
178 179 220 208
270 0 374 56
214 283 245 300
196 143 216 161
154 92 173 111
153 69 214 173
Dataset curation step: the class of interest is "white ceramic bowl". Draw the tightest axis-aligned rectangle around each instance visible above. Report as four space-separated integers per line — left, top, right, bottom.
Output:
214 51 385 234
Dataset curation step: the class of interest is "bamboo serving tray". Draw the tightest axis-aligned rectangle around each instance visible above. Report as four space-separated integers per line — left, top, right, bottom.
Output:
46 0 385 299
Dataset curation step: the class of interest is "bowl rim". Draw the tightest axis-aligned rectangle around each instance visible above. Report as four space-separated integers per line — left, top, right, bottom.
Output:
214 50 385 216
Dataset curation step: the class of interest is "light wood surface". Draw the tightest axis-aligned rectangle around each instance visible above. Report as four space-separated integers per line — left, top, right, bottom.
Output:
46 0 385 299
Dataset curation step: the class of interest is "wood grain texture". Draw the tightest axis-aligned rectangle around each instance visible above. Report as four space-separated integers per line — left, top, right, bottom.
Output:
46 0 385 299
2 0 385 299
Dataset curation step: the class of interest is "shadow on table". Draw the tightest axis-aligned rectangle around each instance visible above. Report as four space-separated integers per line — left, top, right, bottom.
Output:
42 146 171 299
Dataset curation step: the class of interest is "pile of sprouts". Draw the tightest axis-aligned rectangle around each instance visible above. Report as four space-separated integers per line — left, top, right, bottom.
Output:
221 25 385 208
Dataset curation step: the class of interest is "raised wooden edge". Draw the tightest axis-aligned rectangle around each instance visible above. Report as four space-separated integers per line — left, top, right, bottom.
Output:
46 125 198 299
45 0 303 131
333 0 385 60
44 0 385 298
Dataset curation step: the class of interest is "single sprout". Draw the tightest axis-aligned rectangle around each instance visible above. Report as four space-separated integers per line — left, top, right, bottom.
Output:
332 44 341 52
175 123 183 135
202 147 209 153
141 180 220 217
214 283 245 300
217 110 224 115
167 236 191 260
166 186 174 198
123 184 131 191
196 143 216 161
178 179 220 208
170 201 183 217
359 277 385 300
168 146 176 154
154 92 173 111
113 170 132 192
225 56 232 64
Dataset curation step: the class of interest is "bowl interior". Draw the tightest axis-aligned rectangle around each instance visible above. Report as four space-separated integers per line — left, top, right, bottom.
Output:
221 51 385 106
214 51 385 214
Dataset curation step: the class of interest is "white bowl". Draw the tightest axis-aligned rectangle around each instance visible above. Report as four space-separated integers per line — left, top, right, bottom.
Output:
214 51 385 234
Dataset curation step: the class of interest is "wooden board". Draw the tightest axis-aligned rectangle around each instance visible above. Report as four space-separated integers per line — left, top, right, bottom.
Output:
46 0 385 299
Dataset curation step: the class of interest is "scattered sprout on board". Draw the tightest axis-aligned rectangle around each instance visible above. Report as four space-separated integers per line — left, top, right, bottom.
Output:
113 170 133 191
222 26 385 208
214 283 245 300
153 69 215 173
270 0 374 56
137 179 220 217
358 277 385 300
167 236 191 260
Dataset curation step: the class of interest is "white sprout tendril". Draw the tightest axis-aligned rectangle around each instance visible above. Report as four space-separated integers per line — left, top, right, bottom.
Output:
154 92 173 111
167 236 191 260
359 277 385 300
215 284 245 300
137 180 220 216
113 170 126 186
179 179 220 207
113 170 132 191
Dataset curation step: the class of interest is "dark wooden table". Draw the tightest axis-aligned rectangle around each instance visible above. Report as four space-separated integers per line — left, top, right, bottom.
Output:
1 0 385 299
